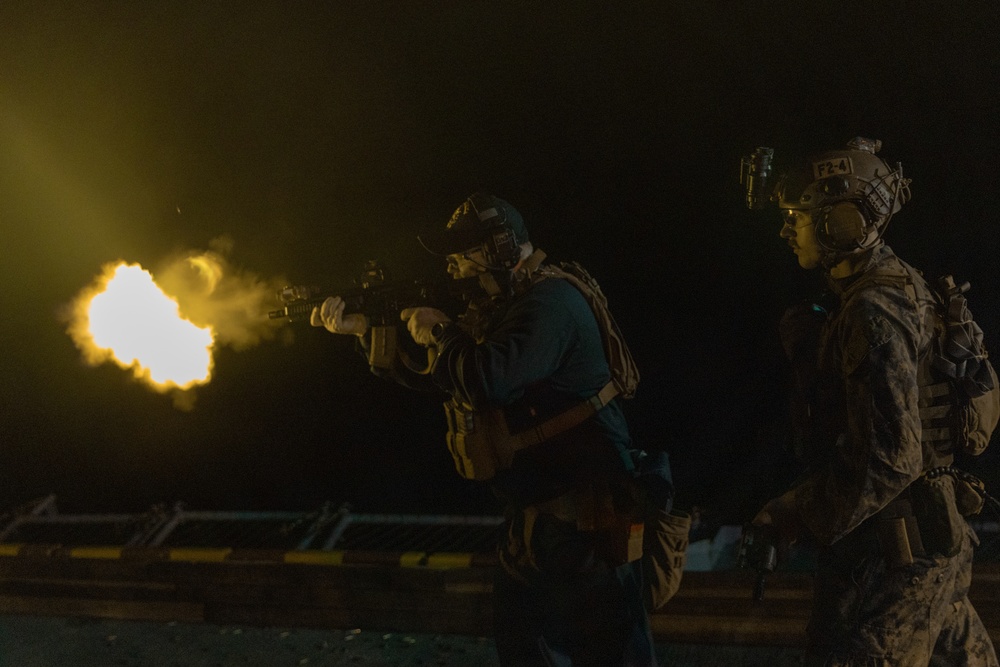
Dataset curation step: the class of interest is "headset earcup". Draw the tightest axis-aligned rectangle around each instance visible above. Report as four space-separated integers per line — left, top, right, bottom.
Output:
467 193 520 268
821 202 869 249
487 226 520 268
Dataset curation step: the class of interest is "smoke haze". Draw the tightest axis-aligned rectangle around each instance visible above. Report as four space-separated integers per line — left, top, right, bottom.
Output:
155 236 289 352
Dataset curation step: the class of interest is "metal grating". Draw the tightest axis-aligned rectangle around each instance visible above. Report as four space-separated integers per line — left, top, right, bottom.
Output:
322 515 503 553
0 497 504 555
150 511 324 550
0 513 157 547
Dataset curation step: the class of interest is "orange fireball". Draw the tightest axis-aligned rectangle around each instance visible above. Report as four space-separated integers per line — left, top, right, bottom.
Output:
67 262 215 390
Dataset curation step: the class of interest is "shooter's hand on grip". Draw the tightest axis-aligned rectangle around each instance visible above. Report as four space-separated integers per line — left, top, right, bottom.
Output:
310 296 370 336
400 307 451 347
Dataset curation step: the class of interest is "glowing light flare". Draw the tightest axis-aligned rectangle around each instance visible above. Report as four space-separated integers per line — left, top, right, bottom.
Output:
68 262 215 390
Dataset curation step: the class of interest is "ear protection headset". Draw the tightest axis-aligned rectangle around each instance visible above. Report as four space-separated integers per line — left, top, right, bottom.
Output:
466 194 521 270
815 203 872 250
812 174 875 251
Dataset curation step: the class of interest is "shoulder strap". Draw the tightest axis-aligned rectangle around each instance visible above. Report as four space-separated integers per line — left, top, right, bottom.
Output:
506 381 619 451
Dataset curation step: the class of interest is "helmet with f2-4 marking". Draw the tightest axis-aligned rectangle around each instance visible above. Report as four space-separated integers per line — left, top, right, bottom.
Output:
775 137 912 253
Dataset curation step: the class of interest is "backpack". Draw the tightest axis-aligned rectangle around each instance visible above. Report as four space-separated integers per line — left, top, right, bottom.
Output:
538 261 640 399
926 275 1000 456
842 266 998 458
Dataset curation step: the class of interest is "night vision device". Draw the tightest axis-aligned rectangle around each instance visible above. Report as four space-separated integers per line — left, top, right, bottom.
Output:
739 146 775 210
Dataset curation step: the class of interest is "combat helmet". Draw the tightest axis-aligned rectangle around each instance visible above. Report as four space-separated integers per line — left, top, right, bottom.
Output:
775 137 912 254
419 193 529 270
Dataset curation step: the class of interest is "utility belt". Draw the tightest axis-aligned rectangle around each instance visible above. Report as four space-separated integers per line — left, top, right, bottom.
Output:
536 482 646 565
444 383 642 566
868 467 989 568
500 482 646 585
501 478 691 605
498 461 690 611
442 381 619 481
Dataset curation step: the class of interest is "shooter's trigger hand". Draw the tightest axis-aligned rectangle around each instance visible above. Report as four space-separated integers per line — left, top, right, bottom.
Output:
311 296 369 336
401 307 450 346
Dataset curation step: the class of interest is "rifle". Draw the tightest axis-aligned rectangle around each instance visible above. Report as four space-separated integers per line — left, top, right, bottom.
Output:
268 260 479 325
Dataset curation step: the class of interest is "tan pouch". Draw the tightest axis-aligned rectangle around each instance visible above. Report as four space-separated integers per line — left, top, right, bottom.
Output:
368 326 397 369
442 400 515 481
955 476 986 517
958 363 1000 455
641 509 691 611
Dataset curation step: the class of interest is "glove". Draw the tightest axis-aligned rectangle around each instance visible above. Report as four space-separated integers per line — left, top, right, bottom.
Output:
400 307 451 346
310 296 369 336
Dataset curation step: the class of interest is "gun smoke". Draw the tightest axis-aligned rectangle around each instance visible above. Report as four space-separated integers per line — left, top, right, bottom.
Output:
154 237 289 353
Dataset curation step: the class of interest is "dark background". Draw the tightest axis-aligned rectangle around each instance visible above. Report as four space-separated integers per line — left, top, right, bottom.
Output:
1 2 998 524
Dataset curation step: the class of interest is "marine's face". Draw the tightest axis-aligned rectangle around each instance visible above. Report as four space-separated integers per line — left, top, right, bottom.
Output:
779 209 823 270
446 247 488 279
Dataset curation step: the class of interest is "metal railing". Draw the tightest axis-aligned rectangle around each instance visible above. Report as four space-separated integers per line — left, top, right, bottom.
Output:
0 496 504 554
2 496 998 565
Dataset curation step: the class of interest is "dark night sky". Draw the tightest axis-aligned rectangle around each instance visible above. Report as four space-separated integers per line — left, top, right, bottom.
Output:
1 2 999 523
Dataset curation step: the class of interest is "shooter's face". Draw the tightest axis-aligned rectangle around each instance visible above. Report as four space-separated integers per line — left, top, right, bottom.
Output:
780 209 823 270
446 247 489 279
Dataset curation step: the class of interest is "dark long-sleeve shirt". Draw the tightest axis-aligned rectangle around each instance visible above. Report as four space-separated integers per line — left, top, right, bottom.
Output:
369 272 634 505
436 277 635 503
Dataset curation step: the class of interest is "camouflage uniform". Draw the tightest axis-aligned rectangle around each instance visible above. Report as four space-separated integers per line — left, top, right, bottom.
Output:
785 244 997 666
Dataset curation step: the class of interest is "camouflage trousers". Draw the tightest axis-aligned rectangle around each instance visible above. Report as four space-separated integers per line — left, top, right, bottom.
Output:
804 526 997 667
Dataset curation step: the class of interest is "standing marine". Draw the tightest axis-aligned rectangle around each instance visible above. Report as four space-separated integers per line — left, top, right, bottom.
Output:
312 193 689 666
751 138 1000 666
